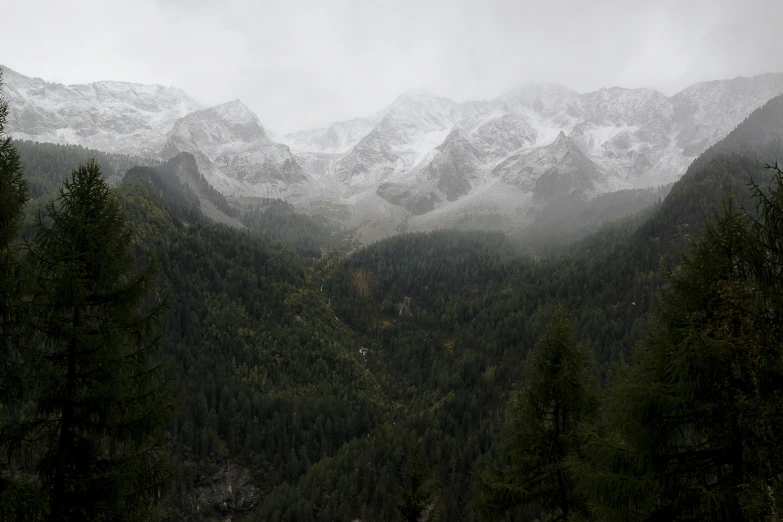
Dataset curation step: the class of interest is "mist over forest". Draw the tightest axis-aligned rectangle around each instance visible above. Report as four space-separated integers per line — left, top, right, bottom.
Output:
2 1 783 521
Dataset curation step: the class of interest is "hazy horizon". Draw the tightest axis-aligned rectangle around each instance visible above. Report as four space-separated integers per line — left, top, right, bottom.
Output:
6 0 783 133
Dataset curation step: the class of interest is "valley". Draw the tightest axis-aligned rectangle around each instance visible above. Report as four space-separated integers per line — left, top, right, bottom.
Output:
4 65 783 517
3 6 783 514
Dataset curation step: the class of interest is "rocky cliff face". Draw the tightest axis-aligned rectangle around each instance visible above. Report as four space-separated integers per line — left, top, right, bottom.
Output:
5 65 783 236
494 131 600 194
164 100 270 158
283 73 783 234
163 100 305 192
3 67 307 196
3 66 201 156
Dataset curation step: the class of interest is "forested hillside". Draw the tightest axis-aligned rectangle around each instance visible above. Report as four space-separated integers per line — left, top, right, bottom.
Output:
2 66 783 522
6 136 385 520
261 95 783 520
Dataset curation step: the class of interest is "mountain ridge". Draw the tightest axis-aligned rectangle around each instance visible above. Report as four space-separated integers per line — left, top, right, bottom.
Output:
5 65 783 241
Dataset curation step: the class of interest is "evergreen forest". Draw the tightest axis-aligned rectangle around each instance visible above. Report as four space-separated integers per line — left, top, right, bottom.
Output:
3 69 783 521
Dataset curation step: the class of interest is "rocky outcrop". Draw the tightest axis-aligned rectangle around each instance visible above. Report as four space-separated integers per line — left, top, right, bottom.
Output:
6 65 783 223
168 463 260 522
2 66 201 156
376 183 440 215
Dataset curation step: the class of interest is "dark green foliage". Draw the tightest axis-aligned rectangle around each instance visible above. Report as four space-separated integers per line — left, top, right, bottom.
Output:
13 139 159 217
578 177 783 521
476 307 597 521
0 65 29 371
26 160 173 521
750 161 783 309
240 198 335 255
0 70 28 250
0 67 39 520
156 152 238 218
0 85 781 522
397 445 439 522
114 175 384 520
122 165 202 222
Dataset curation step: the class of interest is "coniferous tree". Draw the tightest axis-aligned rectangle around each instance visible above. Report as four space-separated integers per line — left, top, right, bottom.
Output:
750 162 783 317
0 65 29 374
396 445 438 522
0 65 43 521
579 191 783 521
26 159 173 521
0 67 27 253
476 306 597 521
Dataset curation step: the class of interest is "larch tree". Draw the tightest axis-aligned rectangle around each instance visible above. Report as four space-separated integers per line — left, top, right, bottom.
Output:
0 65 42 521
396 443 439 522
476 306 597 521
0 65 29 381
579 185 783 521
27 159 174 521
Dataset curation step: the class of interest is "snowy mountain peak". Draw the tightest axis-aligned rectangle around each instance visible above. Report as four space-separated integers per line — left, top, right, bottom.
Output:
167 101 270 154
549 130 574 155
2 65 202 156
385 90 457 121
209 99 264 127
6 66 783 236
2 66 196 102
283 117 377 154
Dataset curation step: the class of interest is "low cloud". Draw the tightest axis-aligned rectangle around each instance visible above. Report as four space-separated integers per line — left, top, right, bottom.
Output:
5 0 782 133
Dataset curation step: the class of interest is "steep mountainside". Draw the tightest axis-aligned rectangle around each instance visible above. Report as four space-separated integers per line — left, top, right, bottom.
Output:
163 100 306 195
284 118 378 154
9 90 783 522
3 67 307 198
280 73 783 241
2 66 201 156
277 96 783 521
333 90 458 186
5 65 783 240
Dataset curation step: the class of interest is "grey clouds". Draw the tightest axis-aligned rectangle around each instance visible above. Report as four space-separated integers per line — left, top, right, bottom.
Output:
5 0 783 133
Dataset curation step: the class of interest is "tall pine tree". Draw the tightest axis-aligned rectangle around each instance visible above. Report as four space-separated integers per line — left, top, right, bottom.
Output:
0 65 42 521
579 190 783 521
476 306 597 521
26 159 174 521
396 443 439 522
0 65 29 383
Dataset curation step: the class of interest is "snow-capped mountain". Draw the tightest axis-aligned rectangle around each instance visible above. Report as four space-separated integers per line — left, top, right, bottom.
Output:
494 131 600 194
162 100 305 194
4 64 783 240
2 67 202 156
165 100 271 158
2 67 306 196
672 73 783 156
292 75 782 221
332 90 459 186
284 118 377 155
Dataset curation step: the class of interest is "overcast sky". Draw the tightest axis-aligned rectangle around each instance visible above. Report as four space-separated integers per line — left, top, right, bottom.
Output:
5 0 783 134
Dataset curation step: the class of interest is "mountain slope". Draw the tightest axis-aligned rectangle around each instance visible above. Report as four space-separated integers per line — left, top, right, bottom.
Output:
2 66 201 156
334 90 458 186
637 93 783 245
10 87 783 522
279 73 783 241
283 118 377 154
3 68 308 198
5 65 783 239
281 92 783 521
493 131 600 194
